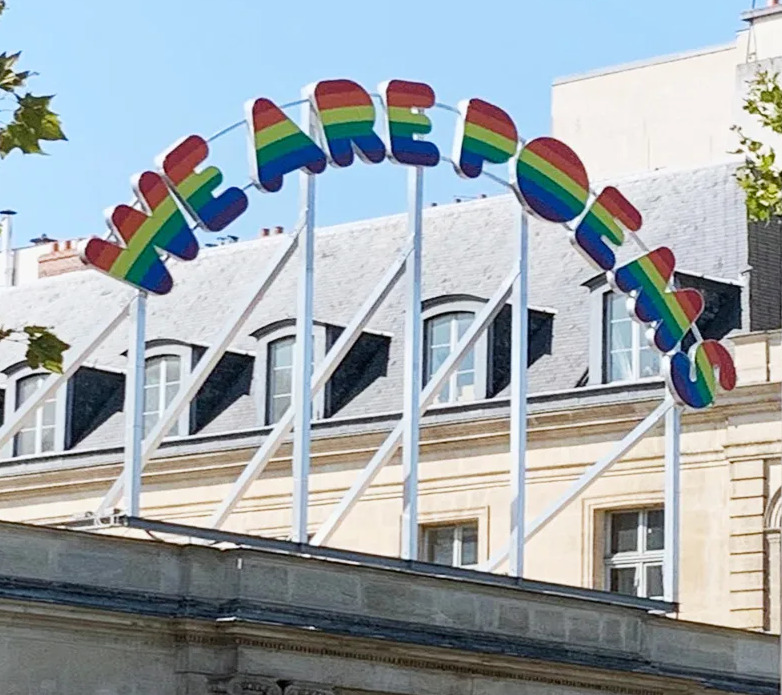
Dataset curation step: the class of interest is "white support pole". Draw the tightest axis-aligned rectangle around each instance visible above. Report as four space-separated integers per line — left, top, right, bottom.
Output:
400 166 423 561
95 229 300 517
508 210 530 578
123 292 146 517
209 236 414 529
311 266 518 548
481 398 674 572
290 98 316 544
663 404 681 604
0 300 131 453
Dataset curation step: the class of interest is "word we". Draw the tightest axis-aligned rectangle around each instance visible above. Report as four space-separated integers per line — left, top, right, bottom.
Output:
81 78 736 410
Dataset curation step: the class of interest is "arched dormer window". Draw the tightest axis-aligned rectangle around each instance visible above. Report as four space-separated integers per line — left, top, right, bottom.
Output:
252 320 327 426
141 341 192 437
15 374 57 456
2 363 67 458
422 297 489 405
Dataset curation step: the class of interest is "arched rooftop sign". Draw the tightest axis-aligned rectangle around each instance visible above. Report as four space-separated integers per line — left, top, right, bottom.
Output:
80 77 736 410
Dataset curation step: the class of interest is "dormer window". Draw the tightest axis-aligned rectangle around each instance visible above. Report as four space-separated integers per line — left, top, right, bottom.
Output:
143 355 182 436
267 336 295 424
15 374 56 456
424 311 480 404
604 292 660 383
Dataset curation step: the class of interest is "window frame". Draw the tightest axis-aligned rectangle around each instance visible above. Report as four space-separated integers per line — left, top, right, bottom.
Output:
2 365 68 459
422 301 488 405
602 291 661 384
142 343 193 438
604 508 665 600
253 322 327 426
419 519 480 569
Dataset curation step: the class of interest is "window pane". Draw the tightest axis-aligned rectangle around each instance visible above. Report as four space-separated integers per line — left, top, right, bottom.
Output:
610 317 632 351
639 347 660 378
15 428 36 456
428 316 451 347
646 510 665 551
41 398 56 425
456 370 476 402
143 386 158 414
273 367 292 396
646 564 664 599
609 350 633 382
610 567 637 596
456 313 473 338
460 524 478 566
458 347 475 372
610 512 639 553
430 345 450 375
143 413 158 437
164 355 180 382
17 375 43 403
270 395 291 424
145 358 161 386
40 426 55 453
426 526 455 565
272 338 294 368
164 383 179 406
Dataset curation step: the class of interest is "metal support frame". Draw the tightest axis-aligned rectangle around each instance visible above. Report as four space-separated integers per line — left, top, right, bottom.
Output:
663 404 681 604
508 209 530 578
481 398 674 572
95 228 301 517
291 98 317 543
0 300 131 454
209 235 414 529
123 292 146 517
401 166 423 561
310 266 518 547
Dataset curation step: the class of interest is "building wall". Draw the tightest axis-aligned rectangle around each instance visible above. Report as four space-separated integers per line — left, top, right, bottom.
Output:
551 44 739 180
0 520 776 695
0 330 778 634
551 8 782 180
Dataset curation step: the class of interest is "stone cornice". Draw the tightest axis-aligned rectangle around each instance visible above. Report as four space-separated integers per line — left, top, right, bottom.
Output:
0 572 774 695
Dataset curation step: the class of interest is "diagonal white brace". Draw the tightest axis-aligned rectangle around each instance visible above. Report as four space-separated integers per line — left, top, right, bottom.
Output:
95 228 302 517
208 235 415 529
0 300 131 454
479 397 674 572
310 266 519 548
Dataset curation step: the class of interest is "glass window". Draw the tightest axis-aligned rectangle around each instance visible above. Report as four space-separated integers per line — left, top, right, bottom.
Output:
604 508 665 600
267 337 294 424
143 355 182 437
425 312 476 404
605 293 660 383
14 374 56 456
421 521 478 568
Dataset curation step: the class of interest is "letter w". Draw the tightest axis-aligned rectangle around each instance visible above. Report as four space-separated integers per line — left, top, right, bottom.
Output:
82 172 199 295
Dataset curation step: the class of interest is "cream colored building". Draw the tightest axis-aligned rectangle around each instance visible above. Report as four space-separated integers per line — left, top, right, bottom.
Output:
552 2 782 180
0 3 780 655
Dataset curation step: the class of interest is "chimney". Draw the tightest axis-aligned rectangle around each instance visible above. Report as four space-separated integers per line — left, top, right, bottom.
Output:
259 226 284 237
38 239 88 279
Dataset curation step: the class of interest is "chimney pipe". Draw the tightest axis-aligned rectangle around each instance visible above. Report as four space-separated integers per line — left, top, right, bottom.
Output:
274 225 283 234
1 210 16 288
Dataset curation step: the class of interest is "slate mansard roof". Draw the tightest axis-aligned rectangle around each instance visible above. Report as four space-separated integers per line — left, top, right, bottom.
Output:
0 162 759 454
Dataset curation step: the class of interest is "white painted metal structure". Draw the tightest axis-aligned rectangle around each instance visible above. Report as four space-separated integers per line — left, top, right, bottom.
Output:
3 96 685 604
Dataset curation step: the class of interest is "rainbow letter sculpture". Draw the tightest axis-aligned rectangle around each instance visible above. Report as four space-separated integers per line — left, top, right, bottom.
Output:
380 79 439 167
80 77 737 409
246 97 327 193
158 135 248 231
82 172 199 295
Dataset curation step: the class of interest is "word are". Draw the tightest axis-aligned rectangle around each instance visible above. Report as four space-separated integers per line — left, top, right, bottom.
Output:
81 78 736 410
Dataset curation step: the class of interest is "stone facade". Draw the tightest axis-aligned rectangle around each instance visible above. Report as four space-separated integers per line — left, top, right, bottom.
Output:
0 521 776 695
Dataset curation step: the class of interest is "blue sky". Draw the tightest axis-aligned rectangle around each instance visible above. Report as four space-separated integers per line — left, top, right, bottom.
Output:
0 0 751 247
